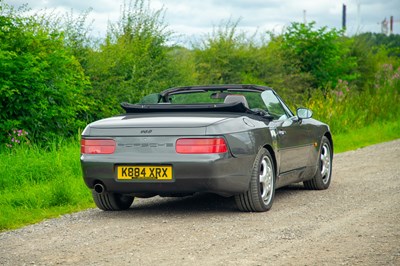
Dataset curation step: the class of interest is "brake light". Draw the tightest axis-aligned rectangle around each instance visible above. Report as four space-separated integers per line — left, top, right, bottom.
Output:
176 138 228 154
81 139 116 154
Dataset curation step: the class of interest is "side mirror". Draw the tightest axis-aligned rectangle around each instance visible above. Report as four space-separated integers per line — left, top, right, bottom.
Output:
297 108 313 119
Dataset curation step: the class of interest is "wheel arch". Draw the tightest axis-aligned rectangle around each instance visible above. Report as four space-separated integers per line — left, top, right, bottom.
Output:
263 144 278 176
323 131 334 155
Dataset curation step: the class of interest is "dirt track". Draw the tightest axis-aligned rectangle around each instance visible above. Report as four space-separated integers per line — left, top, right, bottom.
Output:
1 140 399 265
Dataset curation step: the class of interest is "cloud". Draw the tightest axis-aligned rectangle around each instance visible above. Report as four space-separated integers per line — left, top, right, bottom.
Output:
5 0 400 40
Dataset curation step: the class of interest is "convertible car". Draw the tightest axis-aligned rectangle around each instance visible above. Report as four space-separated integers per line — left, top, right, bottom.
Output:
80 84 333 212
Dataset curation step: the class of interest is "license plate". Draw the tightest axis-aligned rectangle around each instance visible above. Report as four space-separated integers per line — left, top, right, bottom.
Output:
117 166 172 180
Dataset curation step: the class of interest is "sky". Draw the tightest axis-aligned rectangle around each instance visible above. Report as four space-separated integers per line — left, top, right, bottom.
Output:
6 0 400 44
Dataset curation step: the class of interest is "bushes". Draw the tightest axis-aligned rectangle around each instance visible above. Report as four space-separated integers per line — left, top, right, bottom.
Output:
191 20 400 136
84 0 193 120
307 64 400 134
193 19 260 84
0 3 91 144
281 22 358 88
192 22 365 106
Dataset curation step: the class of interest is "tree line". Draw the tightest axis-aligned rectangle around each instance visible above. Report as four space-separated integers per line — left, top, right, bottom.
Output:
1 0 399 144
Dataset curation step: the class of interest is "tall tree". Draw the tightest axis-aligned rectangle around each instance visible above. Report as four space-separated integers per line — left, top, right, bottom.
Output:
282 22 358 88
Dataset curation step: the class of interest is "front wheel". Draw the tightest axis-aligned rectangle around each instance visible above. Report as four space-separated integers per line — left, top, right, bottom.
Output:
235 148 276 212
304 136 333 190
92 191 134 211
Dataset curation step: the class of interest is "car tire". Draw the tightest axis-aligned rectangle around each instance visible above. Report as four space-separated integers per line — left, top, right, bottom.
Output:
235 148 275 212
92 191 134 211
304 136 332 190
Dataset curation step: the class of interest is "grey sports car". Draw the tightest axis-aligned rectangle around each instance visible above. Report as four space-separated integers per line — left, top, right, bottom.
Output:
80 84 333 212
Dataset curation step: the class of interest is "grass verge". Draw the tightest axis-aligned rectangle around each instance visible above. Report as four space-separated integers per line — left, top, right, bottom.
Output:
1 120 399 232
0 141 94 231
333 120 400 153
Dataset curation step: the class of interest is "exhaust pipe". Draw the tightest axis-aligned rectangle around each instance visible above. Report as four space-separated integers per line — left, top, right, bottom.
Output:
94 183 105 194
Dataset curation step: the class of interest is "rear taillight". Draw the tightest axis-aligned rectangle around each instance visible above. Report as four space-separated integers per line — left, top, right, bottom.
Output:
176 138 228 154
81 139 116 154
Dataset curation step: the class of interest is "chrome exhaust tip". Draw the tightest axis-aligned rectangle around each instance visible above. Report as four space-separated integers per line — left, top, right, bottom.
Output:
94 183 105 194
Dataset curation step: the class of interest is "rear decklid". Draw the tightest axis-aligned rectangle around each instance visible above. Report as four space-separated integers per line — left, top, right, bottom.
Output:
83 113 236 136
82 102 253 137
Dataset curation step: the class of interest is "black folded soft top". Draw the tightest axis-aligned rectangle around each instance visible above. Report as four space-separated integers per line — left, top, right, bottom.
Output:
120 102 249 113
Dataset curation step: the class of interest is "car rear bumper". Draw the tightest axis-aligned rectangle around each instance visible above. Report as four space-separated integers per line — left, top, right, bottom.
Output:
81 154 254 197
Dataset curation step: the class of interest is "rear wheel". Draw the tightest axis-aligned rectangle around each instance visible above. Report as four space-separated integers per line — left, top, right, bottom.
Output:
92 191 134 211
304 136 332 190
235 148 275 212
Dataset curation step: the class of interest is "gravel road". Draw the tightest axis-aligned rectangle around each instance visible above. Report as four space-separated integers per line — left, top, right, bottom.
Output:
1 140 399 266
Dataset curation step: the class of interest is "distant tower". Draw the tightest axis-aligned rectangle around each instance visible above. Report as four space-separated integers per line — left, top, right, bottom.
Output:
381 18 389 35
390 16 394 35
342 4 347 34
303 10 307 24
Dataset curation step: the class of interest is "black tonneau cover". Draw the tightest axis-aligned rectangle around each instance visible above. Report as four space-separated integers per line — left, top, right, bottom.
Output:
121 102 249 114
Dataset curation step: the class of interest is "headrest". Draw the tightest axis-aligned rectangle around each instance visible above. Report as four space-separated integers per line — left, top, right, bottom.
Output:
223 95 249 108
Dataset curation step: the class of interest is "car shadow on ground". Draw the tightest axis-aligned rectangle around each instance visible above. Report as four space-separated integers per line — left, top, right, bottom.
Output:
131 193 237 212
91 183 313 219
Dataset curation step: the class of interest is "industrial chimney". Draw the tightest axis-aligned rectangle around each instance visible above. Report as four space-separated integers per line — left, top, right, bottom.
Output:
342 4 347 33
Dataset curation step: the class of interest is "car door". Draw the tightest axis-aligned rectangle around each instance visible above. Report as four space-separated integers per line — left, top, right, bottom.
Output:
276 116 313 173
261 91 313 175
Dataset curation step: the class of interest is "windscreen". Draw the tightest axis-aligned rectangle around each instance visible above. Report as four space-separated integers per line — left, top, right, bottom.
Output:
167 91 265 109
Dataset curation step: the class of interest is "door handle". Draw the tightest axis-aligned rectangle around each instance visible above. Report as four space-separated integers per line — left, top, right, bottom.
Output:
278 130 286 136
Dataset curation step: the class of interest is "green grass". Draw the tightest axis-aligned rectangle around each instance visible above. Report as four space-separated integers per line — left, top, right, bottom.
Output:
0 141 94 231
333 120 400 153
0 120 399 232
